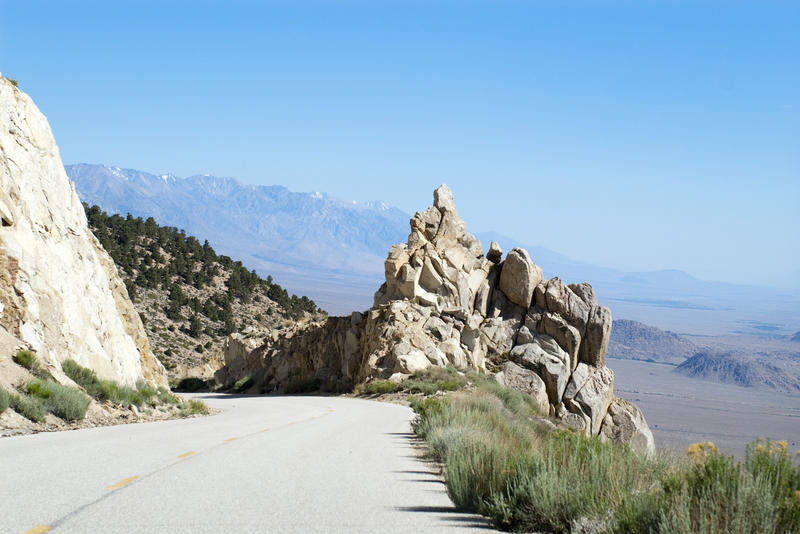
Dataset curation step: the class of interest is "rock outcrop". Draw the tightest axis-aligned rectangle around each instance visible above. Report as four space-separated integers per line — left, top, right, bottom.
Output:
0 77 167 387
217 185 654 454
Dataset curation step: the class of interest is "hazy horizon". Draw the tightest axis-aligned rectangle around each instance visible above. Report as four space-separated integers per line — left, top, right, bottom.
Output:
66 161 800 292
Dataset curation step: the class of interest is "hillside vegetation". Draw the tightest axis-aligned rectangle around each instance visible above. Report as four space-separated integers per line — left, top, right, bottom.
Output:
84 204 321 377
413 384 800 533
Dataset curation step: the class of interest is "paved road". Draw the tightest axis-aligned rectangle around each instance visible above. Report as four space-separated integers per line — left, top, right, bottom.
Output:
1 394 494 533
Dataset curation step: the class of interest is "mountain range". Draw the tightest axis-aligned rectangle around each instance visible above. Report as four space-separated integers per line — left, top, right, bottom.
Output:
66 164 800 337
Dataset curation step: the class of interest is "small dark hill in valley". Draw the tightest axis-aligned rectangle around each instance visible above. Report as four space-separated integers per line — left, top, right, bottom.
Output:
790 331 800 342
675 351 800 394
608 319 696 364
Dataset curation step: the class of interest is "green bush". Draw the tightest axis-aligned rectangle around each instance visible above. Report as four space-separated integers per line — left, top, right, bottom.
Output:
136 379 157 401
13 350 36 369
179 399 209 416
62 359 143 407
26 379 90 421
62 359 97 386
10 392 47 423
624 439 800 534
412 385 800 533
359 366 478 397
364 379 401 395
0 388 9 414
157 386 179 405
232 374 255 393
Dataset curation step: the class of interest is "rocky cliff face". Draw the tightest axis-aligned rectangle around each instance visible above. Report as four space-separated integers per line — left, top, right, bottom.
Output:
0 78 167 387
217 185 654 454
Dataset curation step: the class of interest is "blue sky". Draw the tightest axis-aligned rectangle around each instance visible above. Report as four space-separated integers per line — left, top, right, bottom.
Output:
1 0 798 287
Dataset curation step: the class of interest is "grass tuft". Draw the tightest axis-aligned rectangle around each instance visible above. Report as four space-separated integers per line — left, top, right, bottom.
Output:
0 388 9 414
357 365 484 397
363 379 402 395
13 349 36 369
179 399 209 416
136 379 157 402
157 386 179 405
26 379 89 421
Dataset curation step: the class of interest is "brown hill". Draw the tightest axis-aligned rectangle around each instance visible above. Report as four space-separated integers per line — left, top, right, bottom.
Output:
675 351 800 394
608 319 696 364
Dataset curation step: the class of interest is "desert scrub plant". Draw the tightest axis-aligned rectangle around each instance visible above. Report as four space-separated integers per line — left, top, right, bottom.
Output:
62 359 143 407
358 366 487 397
10 392 47 423
0 388 9 414
135 379 157 403
12 350 54 380
13 349 36 369
621 438 800 534
412 383 672 532
26 379 90 421
157 386 179 405
179 399 209 416
232 374 256 393
414 381 800 533
364 379 401 395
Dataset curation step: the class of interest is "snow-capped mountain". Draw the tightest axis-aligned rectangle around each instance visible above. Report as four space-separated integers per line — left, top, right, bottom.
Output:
66 163 409 313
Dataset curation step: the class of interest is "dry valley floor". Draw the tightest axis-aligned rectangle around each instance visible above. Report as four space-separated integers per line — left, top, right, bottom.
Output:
612 358 800 458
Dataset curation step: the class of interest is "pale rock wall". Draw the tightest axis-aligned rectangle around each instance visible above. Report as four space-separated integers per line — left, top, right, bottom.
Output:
0 78 167 387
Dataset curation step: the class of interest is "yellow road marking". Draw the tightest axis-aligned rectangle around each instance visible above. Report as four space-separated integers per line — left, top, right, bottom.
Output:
262 428 270 432
107 476 139 490
224 437 238 442
177 451 195 458
23 526 50 534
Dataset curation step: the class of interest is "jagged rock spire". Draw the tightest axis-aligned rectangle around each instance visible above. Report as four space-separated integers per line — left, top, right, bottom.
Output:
217 184 655 455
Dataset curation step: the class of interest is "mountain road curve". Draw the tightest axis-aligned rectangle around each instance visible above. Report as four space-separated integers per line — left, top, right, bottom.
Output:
1 394 496 533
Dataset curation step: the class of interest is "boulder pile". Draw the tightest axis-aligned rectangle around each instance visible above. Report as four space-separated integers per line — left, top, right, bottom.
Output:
217 185 654 454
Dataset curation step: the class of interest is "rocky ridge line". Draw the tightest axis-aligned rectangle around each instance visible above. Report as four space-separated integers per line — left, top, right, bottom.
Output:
217 185 655 454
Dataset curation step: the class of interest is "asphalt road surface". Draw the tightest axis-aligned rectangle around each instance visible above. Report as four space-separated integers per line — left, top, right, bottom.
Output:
1 394 495 533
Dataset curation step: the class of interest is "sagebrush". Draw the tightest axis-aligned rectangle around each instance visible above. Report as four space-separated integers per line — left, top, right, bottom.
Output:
27 379 89 421
413 385 800 533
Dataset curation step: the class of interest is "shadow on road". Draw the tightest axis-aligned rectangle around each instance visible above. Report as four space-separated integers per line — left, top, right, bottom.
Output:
387 432 498 531
392 506 496 530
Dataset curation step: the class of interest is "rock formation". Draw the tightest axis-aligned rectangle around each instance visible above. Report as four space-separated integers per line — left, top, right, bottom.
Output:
217 185 655 454
0 77 167 387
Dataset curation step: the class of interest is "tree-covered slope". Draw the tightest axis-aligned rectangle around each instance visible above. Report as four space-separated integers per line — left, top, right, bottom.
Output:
84 204 321 379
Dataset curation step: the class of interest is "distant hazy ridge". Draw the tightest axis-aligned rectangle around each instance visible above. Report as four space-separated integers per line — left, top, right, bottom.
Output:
66 163 800 334
66 163 408 313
